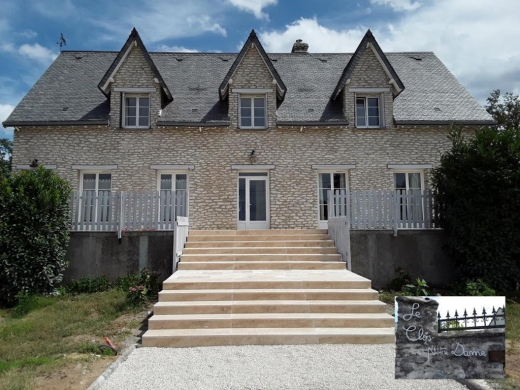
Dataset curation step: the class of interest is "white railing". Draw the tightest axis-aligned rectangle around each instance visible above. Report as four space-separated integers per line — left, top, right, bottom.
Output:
70 190 188 234
173 216 189 270
328 189 438 234
328 216 351 270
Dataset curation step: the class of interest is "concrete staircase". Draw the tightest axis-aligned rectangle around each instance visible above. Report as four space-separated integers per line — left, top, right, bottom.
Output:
142 229 394 347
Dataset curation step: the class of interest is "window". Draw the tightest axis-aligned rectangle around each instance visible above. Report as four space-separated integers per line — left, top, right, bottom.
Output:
239 95 266 129
80 172 112 223
394 171 424 227
318 172 347 223
123 94 150 128
158 173 188 223
394 171 423 193
356 96 381 128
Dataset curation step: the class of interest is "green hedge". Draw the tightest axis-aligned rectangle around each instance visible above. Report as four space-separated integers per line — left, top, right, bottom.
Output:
0 166 71 307
431 127 520 292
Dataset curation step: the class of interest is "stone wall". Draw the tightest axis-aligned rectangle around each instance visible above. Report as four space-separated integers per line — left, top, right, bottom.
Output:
343 47 394 130
350 230 455 289
12 125 460 229
63 231 173 284
395 297 505 379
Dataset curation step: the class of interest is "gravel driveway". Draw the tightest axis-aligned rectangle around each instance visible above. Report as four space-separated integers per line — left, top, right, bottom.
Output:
99 344 469 390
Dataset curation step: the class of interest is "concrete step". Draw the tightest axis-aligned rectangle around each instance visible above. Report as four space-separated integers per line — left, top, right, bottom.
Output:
180 254 341 262
189 229 328 236
177 261 346 271
148 313 395 330
153 300 387 315
163 279 371 290
185 240 335 248
182 247 339 255
158 288 379 302
187 234 331 242
142 327 396 347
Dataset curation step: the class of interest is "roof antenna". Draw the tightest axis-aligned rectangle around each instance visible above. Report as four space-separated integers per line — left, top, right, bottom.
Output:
56 33 67 51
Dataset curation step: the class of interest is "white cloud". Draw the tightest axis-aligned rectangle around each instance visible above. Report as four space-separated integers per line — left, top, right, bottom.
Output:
156 45 199 53
16 29 38 39
228 0 277 20
17 43 58 65
0 104 15 139
259 1 520 103
369 0 421 11
259 18 366 53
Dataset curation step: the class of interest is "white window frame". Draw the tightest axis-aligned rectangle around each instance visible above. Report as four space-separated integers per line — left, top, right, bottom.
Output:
393 170 425 192
317 170 350 229
355 94 384 129
157 171 189 220
239 94 267 129
78 171 113 225
122 93 150 129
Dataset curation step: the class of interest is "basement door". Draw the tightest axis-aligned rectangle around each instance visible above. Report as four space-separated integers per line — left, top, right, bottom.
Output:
237 172 270 230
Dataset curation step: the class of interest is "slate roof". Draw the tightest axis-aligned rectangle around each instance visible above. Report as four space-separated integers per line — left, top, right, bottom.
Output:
4 49 494 127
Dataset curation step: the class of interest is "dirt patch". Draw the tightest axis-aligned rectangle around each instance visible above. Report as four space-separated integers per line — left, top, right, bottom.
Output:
33 356 117 390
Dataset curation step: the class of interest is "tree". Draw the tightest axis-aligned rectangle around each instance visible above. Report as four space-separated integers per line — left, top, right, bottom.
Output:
486 89 520 130
0 138 12 178
0 166 72 307
431 126 520 292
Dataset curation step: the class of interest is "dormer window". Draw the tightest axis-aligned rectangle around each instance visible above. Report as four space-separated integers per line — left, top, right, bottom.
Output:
356 96 381 128
123 94 150 128
239 95 266 129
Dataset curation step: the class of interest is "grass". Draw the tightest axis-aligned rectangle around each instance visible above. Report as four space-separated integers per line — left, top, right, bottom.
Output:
0 290 145 390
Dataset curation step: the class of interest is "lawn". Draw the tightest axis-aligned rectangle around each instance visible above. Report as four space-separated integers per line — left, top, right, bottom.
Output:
0 290 148 390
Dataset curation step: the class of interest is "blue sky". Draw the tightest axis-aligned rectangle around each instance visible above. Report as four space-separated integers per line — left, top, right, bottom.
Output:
2 0 520 140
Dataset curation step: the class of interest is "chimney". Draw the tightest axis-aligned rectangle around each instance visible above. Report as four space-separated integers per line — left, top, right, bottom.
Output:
291 39 309 53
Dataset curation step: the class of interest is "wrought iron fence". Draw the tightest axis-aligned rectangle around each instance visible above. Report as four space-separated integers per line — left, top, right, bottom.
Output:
437 306 506 333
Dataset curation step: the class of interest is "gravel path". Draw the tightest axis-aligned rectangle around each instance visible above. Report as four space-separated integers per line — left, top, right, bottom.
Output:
99 344 469 390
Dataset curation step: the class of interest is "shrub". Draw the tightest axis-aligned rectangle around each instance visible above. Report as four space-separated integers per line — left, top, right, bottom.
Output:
65 276 113 295
126 285 146 306
431 126 520 292
404 278 430 296
451 279 497 296
386 267 413 292
0 166 71 307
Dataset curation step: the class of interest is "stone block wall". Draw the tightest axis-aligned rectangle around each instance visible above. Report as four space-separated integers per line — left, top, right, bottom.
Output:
228 45 277 130
12 124 462 229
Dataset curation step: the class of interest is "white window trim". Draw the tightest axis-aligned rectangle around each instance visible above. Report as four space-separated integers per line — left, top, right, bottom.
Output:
123 93 150 129
239 94 267 129
317 170 350 228
393 169 425 192
79 171 113 194
157 171 189 219
355 93 385 129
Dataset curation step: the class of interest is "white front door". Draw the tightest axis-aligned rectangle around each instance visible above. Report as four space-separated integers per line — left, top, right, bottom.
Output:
238 172 270 230
318 172 348 229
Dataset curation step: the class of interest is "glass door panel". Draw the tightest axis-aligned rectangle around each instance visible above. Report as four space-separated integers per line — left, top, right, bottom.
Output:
318 172 347 228
249 180 266 221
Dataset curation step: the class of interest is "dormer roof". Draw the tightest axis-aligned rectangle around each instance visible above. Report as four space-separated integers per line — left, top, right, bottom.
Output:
219 30 287 101
97 28 173 101
331 29 405 100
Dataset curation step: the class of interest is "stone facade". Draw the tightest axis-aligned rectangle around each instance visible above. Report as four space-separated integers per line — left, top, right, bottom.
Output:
343 46 394 129
228 45 278 130
10 37 475 230
13 124 460 229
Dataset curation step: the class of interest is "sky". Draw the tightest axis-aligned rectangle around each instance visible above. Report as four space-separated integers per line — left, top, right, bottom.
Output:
1 0 520 140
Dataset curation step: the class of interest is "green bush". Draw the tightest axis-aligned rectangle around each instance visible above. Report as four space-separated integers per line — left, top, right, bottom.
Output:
65 276 113 295
431 127 520 292
126 285 146 306
451 279 497 296
385 267 413 292
0 166 71 307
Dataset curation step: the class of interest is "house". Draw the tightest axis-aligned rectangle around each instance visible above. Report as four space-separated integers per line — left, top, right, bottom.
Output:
3 28 493 232
3 28 495 347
